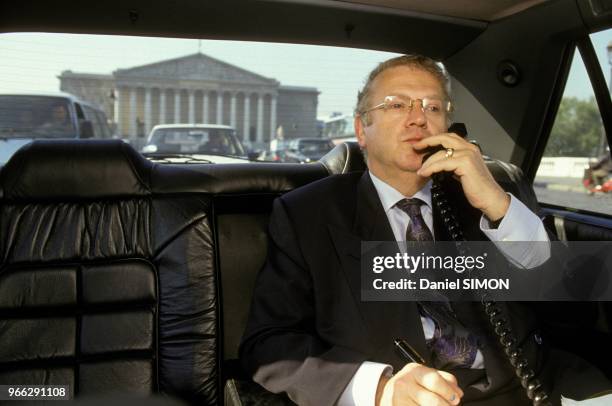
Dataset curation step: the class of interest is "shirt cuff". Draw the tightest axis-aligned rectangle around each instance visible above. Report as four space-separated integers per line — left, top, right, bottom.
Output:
337 361 393 406
480 193 551 268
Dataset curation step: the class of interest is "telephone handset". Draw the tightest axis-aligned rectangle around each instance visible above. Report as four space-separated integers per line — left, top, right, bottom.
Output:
420 122 469 241
420 123 551 406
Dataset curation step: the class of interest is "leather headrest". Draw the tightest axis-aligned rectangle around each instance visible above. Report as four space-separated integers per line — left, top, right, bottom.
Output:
1 140 151 201
319 142 367 174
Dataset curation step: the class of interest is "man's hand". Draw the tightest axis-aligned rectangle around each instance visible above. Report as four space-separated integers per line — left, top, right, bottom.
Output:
413 132 510 222
376 363 463 406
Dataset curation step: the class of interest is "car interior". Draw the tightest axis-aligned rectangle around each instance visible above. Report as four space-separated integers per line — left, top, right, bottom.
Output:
0 0 611 405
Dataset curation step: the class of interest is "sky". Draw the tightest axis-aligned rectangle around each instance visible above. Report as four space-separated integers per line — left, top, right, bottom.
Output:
564 30 611 100
0 29 610 118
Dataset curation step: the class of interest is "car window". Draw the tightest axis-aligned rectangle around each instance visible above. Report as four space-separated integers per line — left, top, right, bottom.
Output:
298 140 334 153
82 105 104 138
145 127 245 156
322 114 355 142
0 33 399 164
95 111 112 139
0 96 76 138
534 29 612 216
74 103 85 121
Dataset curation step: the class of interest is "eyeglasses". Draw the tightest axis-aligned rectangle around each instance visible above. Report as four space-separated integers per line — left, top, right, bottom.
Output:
360 95 453 119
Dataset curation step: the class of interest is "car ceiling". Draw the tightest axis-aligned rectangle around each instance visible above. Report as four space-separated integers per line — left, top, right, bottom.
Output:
0 0 600 60
0 0 610 172
287 0 549 21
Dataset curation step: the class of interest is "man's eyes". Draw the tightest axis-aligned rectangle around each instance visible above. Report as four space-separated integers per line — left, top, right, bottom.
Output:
384 100 444 113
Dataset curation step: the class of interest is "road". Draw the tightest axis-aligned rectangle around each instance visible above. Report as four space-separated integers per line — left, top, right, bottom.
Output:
534 181 612 216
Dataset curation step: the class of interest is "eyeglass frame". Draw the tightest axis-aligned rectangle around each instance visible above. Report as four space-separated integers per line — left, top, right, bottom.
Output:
358 95 454 120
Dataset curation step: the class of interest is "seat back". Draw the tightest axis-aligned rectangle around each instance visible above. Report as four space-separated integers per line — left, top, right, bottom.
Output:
0 140 218 404
0 140 330 404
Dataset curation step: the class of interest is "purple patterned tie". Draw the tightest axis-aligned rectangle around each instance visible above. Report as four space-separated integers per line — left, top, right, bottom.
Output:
395 198 434 242
395 198 479 369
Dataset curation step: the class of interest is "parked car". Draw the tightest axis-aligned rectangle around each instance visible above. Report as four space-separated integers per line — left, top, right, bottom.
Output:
142 124 248 162
0 0 611 405
0 92 113 163
260 148 288 162
283 137 336 163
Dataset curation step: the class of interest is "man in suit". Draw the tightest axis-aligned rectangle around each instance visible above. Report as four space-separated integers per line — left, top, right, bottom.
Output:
240 55 610 405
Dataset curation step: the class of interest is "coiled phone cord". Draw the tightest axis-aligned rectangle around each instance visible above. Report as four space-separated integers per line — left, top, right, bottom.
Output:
430 179 551 406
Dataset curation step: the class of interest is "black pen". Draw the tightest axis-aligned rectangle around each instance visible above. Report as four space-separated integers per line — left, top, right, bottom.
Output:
394 338 427 365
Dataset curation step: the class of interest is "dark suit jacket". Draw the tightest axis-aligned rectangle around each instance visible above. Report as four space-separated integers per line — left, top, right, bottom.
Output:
239 171 610 406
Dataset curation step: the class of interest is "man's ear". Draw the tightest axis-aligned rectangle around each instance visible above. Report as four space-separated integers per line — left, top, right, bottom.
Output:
354 115 367 148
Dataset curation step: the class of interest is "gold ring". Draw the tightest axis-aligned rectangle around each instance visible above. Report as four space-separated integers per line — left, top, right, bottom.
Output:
445 148 454 158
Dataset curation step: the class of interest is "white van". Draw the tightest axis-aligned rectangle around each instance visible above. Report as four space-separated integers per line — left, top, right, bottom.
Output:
0 92 113 164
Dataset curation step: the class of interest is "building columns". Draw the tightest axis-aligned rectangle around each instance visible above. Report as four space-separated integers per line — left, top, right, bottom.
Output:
230 93 237 128
129 87 137 137
203 91 209 123
270 95 277 140
243 94 250 142
216 92 223 124
174 89 181 123
188 90 195 123
116 85 277 141
144 87 152 135
159 88 166 125
256 94 264 144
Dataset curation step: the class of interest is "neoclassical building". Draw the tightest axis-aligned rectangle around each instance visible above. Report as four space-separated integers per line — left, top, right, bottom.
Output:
59 53 319 148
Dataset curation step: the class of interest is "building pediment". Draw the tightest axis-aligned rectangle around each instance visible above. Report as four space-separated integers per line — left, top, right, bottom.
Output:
113 53 278 86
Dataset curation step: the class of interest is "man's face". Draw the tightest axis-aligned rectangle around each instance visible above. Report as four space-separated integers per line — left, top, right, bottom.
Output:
356 66 449 175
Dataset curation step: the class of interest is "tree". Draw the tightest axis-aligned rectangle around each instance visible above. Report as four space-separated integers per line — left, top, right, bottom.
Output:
543 96 603 157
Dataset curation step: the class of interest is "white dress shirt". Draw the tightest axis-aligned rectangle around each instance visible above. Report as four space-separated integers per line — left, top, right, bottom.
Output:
337 171 551 406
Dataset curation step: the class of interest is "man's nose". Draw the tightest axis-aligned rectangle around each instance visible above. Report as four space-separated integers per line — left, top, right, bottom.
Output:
404 103 427 127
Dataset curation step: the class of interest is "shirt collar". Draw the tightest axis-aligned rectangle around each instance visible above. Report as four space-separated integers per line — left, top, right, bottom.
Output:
368 170 433 213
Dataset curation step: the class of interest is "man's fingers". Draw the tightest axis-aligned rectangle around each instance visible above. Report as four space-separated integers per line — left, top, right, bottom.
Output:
437 370 458 385
418 152 468 178
438 370 464 397
413 133 476 151
408 380 454 406
413 368 462 405
386 375 452 406
388 364 463 406
417 144 480 174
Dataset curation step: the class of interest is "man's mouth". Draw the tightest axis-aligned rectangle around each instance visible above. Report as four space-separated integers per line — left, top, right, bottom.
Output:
401 136 425 145
400 131 429 144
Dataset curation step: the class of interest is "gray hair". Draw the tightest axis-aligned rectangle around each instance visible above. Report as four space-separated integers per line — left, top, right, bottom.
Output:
355 54 452 125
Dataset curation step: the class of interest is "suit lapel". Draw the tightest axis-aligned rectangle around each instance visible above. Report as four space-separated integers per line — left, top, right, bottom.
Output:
329 172 431 368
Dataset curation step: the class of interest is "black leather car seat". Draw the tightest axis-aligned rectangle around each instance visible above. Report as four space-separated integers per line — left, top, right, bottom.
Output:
0 140 218 404
0 139 331 405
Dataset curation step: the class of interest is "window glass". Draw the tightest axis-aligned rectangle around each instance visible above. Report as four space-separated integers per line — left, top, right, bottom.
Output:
0 33 399 164
82 105 104 138
534 29 612 215
144 127 245 156
0 96 76 138
74 103 85 120
96 111 112 138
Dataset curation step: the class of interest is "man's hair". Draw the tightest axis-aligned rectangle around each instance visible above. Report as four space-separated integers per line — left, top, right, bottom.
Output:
355 54 452 124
